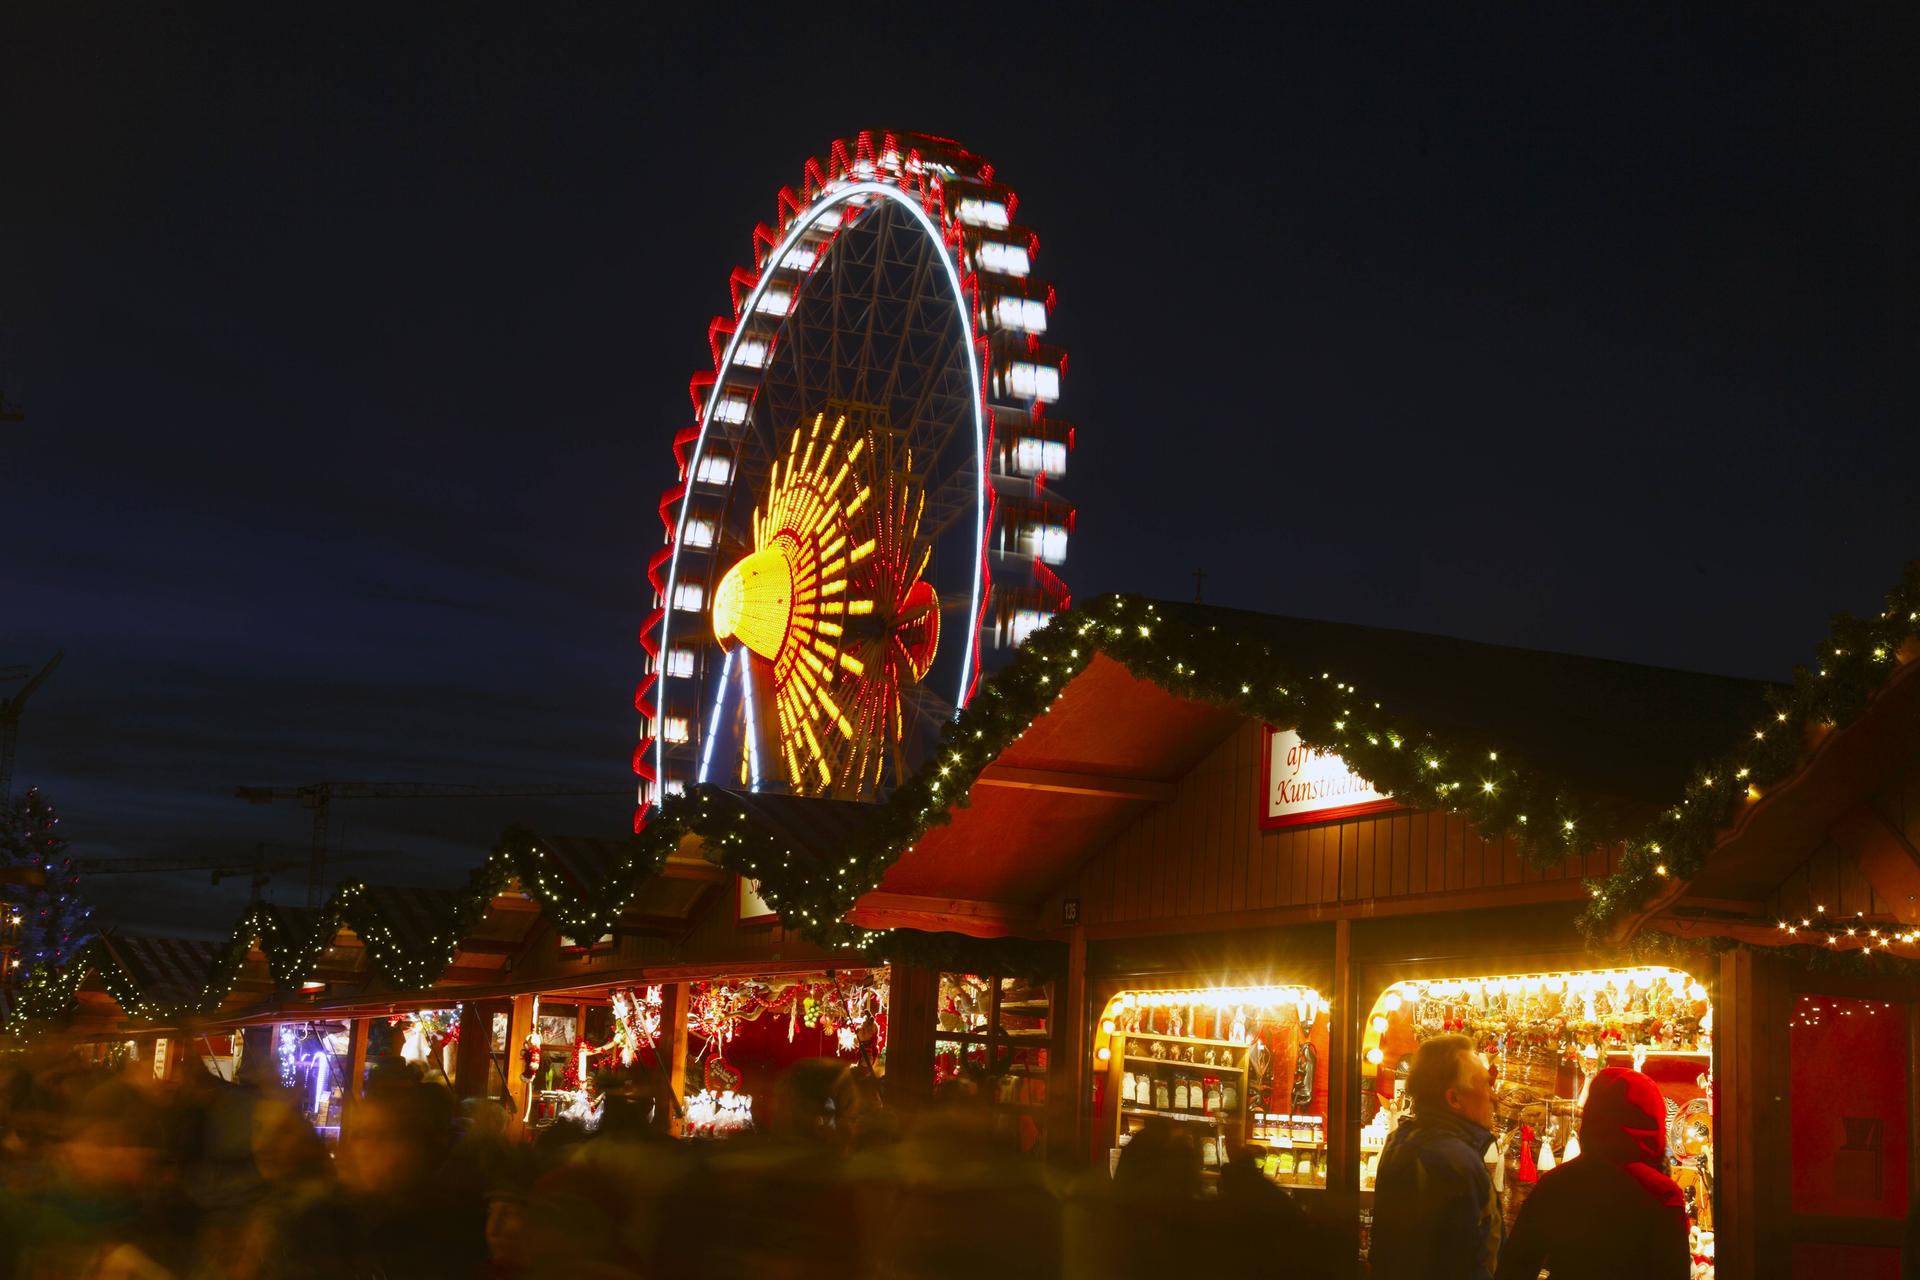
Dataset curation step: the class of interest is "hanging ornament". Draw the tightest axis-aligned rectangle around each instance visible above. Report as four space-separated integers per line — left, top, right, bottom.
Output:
1537 1129 1557 1173
1515 1124 1539 1183
1563 1128 1581 1161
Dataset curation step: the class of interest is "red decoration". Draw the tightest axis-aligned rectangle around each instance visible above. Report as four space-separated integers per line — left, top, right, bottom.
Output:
1516 1123 1539 1184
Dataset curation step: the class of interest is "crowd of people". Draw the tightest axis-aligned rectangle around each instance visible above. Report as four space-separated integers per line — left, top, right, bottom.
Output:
0 1035 1702 1279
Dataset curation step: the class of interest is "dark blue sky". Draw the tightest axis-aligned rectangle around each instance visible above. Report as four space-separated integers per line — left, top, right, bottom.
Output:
4 7 1915 935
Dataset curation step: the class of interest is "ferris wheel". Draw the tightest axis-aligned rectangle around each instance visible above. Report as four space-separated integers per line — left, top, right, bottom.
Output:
636 131 1078 828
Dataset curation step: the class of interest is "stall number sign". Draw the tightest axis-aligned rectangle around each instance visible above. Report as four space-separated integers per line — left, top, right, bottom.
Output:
1261 727 1400 829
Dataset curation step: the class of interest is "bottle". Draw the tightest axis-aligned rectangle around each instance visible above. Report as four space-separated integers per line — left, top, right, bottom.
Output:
1154 1077 1171 1111
1204 1079 1221 1113
1174 1076 1189 1110
1296 1153 1314 1185
1222 1080 1239 1113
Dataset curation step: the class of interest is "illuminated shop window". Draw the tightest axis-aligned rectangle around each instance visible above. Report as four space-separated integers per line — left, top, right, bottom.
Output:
976 241 1031 277
672 583 705 612
1092 984 1331 1188
662 779 687 798
1355 965 1716 1259
682 516 717 548
993 296 1048 334
661 716 691 744
956 198 1011 229
695 453 734 485
712 395 750 426
1004 361 1061 402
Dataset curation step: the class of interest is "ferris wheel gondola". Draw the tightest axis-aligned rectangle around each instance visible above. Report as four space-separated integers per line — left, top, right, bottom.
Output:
636 131 1079 828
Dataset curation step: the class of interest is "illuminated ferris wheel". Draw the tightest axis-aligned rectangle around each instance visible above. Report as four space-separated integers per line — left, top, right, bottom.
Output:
636 131 1078 826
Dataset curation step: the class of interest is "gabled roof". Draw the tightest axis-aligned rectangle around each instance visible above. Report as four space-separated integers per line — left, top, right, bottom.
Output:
97 933 223 1009
1152 601 1770 808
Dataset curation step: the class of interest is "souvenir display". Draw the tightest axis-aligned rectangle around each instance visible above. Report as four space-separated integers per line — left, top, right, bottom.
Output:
1358 966 1716 1277
1096 984 1331 1190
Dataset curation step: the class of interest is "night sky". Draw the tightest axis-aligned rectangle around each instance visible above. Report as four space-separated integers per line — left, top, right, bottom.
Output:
4 8 1915 936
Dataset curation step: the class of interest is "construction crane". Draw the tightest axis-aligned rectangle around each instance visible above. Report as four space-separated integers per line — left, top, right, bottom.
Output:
75 843 395 903
234 780 629 906
1 651 63 804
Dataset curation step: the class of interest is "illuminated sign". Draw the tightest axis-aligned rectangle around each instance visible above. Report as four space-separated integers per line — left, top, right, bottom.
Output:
1260 726 1399 829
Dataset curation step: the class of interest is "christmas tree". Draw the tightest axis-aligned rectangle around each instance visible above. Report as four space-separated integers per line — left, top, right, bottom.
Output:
1 788 94 977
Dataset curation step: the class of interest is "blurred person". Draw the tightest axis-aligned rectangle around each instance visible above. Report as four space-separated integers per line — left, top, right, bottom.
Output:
11 1077 187 1278
1369 1035 1503 1280
1494 1068 1689 1280
337 1079 487 1276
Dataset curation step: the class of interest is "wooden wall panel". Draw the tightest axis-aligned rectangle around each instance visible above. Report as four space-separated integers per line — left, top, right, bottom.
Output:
1062 718 1629 927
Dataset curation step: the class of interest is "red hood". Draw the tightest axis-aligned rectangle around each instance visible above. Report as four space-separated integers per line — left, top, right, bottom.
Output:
1578 1067 1685 1208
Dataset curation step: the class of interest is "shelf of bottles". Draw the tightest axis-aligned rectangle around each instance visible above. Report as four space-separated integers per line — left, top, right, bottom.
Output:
1094 983 1331 1187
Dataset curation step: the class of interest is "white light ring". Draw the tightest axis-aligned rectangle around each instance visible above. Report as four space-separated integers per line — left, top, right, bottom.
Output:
659 180 989 797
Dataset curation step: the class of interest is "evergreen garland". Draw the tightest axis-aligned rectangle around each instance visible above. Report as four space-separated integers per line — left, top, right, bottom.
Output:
9 564 1918 1040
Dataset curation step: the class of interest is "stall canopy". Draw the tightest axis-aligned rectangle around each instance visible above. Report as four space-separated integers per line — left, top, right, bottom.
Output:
1623 631 1920 949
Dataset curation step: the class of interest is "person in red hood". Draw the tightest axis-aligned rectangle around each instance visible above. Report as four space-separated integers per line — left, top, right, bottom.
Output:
1494 1067 1690 1280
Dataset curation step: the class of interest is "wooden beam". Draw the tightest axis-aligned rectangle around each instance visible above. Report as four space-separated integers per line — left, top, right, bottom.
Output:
338 1016 371 1140
1049 925 1088 1165
844 891 1024 938
436 964 508 984
659 856 727 884
503 994 536 1134
973 764 1174 803
450 938 521 956
661 983 690 1137
1832 809 1920 925
1327 917 1360 1264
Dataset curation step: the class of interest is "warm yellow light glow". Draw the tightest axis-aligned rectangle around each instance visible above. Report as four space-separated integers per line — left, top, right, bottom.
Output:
713 545 795 659
1366 1047 1384 1065
1371 1016 1388 1034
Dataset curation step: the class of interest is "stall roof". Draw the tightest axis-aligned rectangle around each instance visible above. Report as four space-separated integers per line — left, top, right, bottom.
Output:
1150 602 1771 807
97 933 224 1009
850 601 1770 930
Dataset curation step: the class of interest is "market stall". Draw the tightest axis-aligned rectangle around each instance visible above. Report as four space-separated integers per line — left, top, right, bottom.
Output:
517 970 888 1139
1356 964 1716 1275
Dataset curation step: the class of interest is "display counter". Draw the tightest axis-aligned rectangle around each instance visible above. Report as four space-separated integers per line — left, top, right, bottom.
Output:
1356 964 1715 1276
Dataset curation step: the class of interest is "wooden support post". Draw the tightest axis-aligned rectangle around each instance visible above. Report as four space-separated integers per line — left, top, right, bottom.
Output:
660 983 690 1136
1327 918 1360 1271
454 1001 493 1099
881 961 937 1116
1049 925 1088 1165
1715 948 1756 1280
337 1016 371 1142
503 994 537 1133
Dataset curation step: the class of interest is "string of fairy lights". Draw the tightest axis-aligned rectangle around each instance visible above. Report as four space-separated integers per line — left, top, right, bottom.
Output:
6 565 1917 1039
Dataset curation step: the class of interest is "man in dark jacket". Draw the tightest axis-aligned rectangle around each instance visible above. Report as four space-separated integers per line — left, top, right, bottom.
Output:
1371 1034 1503 1280
1494 1066 1690 1280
